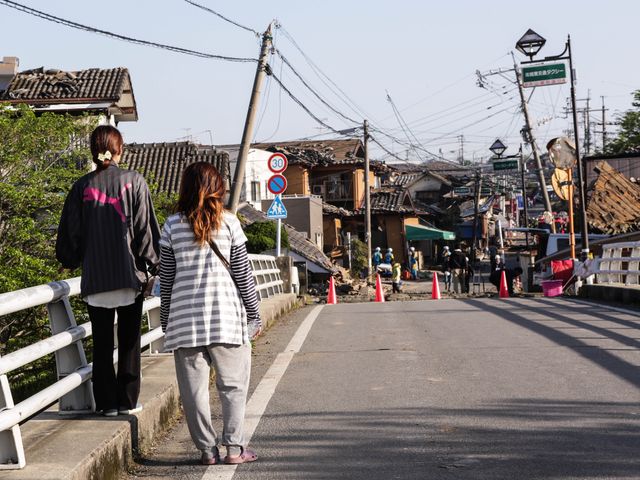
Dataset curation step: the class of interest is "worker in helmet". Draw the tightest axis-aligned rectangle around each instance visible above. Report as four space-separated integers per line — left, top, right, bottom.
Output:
409 246 418 280
372 246 383 269
384 248 394 265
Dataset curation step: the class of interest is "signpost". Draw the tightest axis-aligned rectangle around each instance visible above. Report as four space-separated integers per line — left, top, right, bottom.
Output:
453 186 472 195
522 62 567 88
493 159 519 171
267 152 288 174
265 154 288 255
267 174 287 195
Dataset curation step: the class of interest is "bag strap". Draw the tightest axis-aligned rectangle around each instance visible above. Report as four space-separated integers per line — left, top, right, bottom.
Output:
207 222 238 289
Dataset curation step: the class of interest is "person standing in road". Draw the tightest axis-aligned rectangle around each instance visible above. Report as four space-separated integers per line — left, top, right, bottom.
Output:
56 125 160 417
409 246 419 280
441 246 452 292
372 247 383 270
384 248 394 265
159 162 262 466
448 245 468 294
391 262 402 293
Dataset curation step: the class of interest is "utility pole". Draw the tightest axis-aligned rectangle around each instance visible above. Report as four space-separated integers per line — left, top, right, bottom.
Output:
471 169 482 266
584 90 592 155
227 23 273 213
511 52 554 217
567 36 589 260
363 120 372 278
601 96 607 150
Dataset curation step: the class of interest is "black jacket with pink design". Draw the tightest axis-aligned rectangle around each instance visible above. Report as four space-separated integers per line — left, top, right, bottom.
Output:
56 163 160 297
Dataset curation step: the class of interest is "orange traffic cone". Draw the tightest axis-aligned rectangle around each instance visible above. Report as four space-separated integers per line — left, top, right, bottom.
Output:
374 274 385 303
327 276 337 304
431 271 441 300
499 270 509 298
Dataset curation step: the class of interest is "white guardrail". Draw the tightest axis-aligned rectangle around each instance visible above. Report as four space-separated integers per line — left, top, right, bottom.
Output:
0 254 283 469
595 241 640 286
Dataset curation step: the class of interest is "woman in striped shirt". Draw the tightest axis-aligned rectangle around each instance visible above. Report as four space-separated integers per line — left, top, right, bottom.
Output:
159 162 261 466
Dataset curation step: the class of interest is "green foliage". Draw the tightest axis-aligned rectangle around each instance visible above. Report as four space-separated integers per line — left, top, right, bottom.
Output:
350 237 368 276
244 221 289 253
0 104 95 400
604 90 640 154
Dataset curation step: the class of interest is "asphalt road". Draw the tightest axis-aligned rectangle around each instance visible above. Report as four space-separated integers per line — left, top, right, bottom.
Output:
126 297 640 480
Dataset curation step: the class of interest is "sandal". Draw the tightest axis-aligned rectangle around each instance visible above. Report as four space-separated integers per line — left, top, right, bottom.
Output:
224 447 258 465
201 447 220 465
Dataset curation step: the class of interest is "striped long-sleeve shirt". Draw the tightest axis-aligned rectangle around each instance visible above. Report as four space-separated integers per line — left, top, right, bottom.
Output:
159 212 261 350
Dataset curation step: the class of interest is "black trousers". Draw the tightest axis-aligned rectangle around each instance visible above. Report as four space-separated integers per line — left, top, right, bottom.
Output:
87 295 143 411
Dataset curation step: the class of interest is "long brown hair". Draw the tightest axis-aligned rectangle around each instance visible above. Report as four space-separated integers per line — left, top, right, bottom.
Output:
177 162 226 245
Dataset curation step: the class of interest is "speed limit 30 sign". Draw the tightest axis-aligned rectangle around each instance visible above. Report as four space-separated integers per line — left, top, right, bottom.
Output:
267 153 288 174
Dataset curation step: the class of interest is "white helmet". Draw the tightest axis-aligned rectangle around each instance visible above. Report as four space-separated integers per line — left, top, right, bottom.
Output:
410 247 415 252
388 248 393 252
375 247 381 252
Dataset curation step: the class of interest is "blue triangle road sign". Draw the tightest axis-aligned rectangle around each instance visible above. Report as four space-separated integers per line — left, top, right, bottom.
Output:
266 195 288 219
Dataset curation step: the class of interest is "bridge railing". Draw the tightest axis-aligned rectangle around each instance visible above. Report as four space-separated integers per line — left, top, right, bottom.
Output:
595 241 640 286
0 254 283 469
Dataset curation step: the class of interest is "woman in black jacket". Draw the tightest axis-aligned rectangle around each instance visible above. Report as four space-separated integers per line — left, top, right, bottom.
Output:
56 125 160 417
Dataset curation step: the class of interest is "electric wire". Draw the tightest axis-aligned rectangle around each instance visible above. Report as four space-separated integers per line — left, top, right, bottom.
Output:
0 0 256 63
274 47 361 125
269 71 346 136
277 24 379 124
183 0 259 35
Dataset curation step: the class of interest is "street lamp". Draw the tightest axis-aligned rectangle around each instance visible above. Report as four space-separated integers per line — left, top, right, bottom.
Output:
515 29 589 261
489 139 507 158
515 29 546 60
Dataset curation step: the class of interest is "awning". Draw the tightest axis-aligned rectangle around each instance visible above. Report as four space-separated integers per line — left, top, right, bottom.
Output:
405 224 456 241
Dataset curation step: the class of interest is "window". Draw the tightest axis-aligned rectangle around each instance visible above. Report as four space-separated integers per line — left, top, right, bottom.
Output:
251 181 261 202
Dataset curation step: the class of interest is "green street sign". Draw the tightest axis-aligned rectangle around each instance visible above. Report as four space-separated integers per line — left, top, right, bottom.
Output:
493 159 519 171
522 62 567 88
480 187 492 195
453 186 471 195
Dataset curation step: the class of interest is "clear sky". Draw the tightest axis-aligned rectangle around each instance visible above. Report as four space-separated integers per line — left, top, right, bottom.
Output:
1 0 637 164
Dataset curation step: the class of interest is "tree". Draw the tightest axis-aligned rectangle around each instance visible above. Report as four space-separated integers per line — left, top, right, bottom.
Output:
244 221 289 253
0 104 94 399
604 90 640 154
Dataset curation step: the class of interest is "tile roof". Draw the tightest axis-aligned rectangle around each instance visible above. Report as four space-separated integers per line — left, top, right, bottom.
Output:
0 66 138 121
238 204 337 273
587 161 640 234
355 188 415 214
122 142 229 195
251 139 389 172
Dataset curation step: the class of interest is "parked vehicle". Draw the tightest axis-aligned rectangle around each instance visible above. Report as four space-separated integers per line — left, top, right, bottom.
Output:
533 233 610 286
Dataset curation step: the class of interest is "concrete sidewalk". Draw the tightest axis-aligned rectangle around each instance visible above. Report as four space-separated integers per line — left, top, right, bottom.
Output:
0 293 300 480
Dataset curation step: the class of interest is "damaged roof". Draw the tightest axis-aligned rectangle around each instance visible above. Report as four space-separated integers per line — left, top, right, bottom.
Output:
0 66 138 122
251 138 388 172
238 204 337 274
587 161 640 234
122 142 229 195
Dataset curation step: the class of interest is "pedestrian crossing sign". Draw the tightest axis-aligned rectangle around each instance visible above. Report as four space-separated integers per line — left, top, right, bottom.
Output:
266 195 287 219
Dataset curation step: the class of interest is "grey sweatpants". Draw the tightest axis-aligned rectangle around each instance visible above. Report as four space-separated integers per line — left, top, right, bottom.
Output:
174 343 251 457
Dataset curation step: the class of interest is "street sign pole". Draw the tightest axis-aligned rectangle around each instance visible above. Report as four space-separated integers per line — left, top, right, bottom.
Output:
276 218 281 257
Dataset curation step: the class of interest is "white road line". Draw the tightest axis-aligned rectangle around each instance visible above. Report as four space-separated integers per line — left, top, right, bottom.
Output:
201 305 324 480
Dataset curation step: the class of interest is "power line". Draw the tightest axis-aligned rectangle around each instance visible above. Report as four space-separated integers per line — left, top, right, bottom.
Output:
277 24 379 124
269 71 346 136
274 48 360 125
0 0 256 63
183 0 259 35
